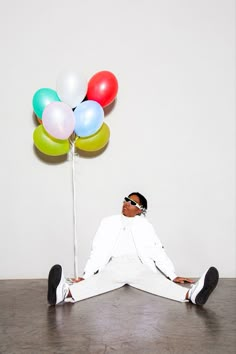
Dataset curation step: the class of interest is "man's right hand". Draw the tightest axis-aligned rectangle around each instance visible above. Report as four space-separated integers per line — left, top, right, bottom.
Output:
68 277 85 283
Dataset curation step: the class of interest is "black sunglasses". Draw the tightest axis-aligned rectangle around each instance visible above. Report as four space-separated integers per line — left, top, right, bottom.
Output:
123 197 142 210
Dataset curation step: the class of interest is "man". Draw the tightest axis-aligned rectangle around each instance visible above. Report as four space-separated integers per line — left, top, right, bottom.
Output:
47 192 219 306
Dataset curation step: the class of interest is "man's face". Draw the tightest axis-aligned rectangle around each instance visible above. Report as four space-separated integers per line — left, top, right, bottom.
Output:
122 194 142 217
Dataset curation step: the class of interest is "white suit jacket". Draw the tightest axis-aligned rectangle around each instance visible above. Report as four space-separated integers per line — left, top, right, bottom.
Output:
83 214 177 281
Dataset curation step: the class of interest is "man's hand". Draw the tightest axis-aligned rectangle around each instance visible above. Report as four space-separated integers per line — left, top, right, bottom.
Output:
173 277 194 284
68 277 85 283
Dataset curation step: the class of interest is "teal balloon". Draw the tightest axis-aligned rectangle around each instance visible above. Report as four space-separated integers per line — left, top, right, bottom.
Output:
32 88 60 119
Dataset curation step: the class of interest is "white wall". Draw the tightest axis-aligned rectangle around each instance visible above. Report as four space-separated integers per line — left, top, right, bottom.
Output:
0 0 235 279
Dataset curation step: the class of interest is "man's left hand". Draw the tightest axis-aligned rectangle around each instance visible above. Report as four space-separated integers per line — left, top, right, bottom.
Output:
173 277 194 284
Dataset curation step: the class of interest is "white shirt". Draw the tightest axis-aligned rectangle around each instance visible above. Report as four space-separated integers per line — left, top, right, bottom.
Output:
111 216 137 257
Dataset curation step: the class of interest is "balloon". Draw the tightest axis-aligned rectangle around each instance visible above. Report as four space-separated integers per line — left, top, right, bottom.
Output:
33 125 70 156
75 123 110 152
32 88 60 119
74 100 104 138
42 102 75 140
87 71 118 107
56 71 87 108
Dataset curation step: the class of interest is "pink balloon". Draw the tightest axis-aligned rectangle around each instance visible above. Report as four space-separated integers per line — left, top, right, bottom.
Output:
42 102 75 139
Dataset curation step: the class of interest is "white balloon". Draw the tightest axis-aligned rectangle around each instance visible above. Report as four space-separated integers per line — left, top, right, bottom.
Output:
56 71 88 108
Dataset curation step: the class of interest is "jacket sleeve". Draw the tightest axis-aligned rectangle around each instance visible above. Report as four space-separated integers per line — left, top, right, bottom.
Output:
152 238 177 281
144 222 177 281
83 219 110 279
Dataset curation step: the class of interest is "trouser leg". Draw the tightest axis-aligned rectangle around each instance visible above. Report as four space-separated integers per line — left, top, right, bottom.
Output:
68 261 126 303
129 266 188 303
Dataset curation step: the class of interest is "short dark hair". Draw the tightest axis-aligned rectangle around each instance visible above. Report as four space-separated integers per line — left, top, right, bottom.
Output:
128 192 148 211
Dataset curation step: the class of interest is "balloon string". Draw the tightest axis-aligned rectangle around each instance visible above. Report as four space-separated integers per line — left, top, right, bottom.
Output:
72 141 78 279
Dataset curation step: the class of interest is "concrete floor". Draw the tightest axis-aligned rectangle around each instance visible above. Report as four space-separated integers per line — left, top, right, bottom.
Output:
0 279 235 354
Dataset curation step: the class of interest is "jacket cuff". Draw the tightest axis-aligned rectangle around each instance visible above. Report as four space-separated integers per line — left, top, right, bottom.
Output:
82 272 90 279
168 272 177 281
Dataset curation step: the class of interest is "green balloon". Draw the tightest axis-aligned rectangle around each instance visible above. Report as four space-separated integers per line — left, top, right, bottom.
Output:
75 123 110 152
32 88 60 119
33 125 70 156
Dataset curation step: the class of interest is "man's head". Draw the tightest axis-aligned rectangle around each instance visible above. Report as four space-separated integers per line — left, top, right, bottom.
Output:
122 192 148 217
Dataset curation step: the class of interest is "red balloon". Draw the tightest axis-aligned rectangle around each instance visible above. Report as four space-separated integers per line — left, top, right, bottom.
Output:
87 71 118 107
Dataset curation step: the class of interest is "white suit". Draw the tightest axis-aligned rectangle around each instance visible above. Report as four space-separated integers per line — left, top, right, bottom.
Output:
68 215 188 303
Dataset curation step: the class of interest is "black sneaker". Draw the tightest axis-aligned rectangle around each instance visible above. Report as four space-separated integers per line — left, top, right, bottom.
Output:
47 264 69 305
189 266 219 305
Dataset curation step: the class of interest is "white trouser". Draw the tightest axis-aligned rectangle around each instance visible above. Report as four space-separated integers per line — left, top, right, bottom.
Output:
68 255 188 303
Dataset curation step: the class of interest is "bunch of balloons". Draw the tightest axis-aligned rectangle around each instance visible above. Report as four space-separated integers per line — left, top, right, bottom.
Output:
32 71 118 156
